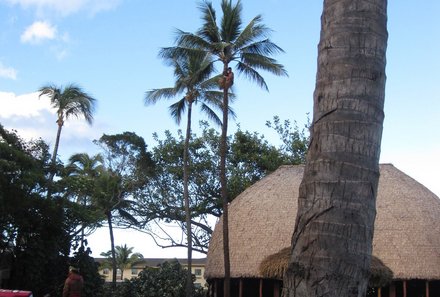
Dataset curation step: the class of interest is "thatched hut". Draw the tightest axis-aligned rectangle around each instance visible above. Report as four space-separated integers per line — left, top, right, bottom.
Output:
205 164 440 297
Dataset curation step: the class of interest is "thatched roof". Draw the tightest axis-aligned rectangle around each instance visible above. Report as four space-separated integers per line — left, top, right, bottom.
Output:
205 164 440 281
258 247 393 287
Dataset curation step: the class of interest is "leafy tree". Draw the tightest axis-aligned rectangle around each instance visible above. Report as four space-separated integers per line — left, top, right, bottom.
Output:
93 132 155 286
38 83 97 183
283 1 388 296
134 120 308 254
163 1 288 294
145 51 227 297
64 153 105 248
0 125 72 296
100 244 144 280
120 260 205 297
69 247 105 297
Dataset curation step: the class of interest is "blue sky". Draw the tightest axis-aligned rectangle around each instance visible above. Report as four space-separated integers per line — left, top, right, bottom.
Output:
1 0 439 258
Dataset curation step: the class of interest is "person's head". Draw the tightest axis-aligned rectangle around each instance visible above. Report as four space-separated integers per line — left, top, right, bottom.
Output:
69 266 80 274
227 67 232 72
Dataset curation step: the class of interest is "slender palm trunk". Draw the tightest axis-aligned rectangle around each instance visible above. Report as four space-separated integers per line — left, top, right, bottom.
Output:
184 102 193 297
107 212 117 288
47 122 63 198
50 121 63 180
220 64 231 297
283 1 387 296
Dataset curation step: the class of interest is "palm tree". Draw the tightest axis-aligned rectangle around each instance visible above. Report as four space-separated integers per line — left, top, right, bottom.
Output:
100 244 143 280
162 1 287 295
145 52 231 297
282 1 388 296
65 153 104 248
93 169 138 287
39 83 96 183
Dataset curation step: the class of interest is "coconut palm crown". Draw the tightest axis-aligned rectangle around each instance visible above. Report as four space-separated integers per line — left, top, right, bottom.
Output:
145 52 235 125
39 83 97 176
161 0 288 90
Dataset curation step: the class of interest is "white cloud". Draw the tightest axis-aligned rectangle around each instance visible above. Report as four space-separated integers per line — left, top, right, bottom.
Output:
0 91 53 118
0 91 103 150
5 0 122 17
20 21 57 44
0 62 17 80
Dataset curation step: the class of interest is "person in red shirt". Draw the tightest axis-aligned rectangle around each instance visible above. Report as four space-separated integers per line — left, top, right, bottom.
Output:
224 67 234 88
62 267 83 297
219 67 234 89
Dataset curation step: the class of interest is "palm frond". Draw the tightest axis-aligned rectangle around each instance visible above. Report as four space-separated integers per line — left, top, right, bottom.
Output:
241 39 286 56
236 61 269 91
240 52 288 77
234 15 271 49
160 45 209 64
168 98 187 125
197 1 221 43
220 0 242 42
199 103 222 127
145 87 180 105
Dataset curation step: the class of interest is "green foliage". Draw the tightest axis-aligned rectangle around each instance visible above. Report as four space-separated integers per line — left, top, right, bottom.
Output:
104 260 205 297
0 125 76 296
134 119 308 253
266 115 310 165
100 244 144 280
70 247 105 297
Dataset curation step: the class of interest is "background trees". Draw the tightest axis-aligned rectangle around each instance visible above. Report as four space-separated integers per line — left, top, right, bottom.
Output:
134 119 308 254
0 125 78 296
100 244 143 280
92 132 155 286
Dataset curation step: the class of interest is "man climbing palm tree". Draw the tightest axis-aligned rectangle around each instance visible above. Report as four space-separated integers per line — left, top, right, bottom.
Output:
161 1 287 295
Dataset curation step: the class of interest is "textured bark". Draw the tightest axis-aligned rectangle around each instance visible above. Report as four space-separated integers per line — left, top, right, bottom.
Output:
283 1 388 297
220 63 231 297
107 212 117 288
184 102 193 297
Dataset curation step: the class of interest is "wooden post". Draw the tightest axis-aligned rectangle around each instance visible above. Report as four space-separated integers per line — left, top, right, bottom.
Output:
259 279 263 297
403 280 407 297
389 282 396 297
239 279 243 297
214 279 217 297
274 281 280 297
426 280 430 297
378 287 382 297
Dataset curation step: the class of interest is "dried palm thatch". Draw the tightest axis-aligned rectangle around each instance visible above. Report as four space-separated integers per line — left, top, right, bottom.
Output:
369 255 394 287
258 247 393 287
205 164 440 282
258 247 290 279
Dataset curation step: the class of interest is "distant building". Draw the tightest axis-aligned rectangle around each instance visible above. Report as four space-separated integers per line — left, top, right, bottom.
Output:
95 257 207 288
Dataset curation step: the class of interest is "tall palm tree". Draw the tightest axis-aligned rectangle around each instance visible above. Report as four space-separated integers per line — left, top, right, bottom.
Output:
282 1 388 296
145 52 231 297
39 83 97 182
100 244 143 280
162 1 287 295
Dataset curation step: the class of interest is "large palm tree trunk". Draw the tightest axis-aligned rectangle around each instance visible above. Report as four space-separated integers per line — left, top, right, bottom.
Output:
283 1 388 296
220 64 231 297
184 102 193 297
